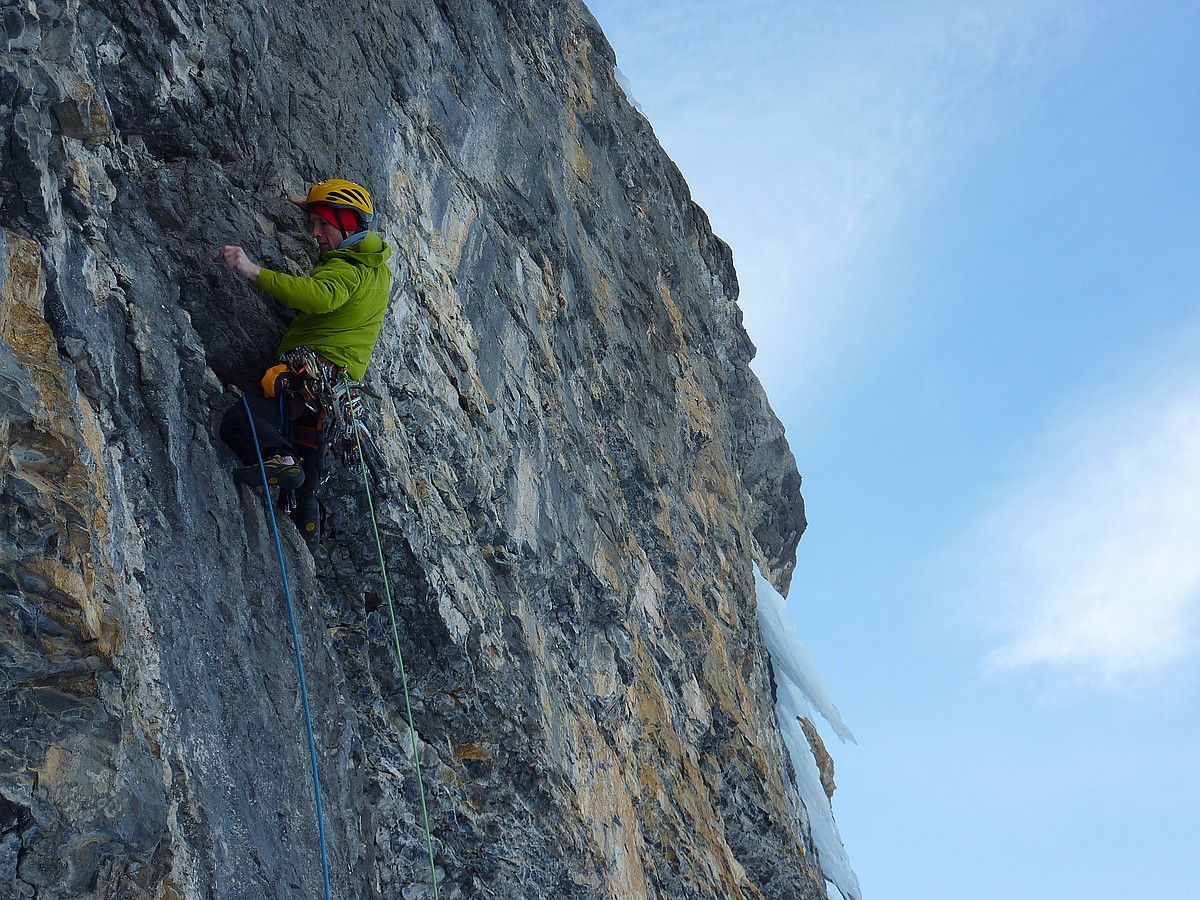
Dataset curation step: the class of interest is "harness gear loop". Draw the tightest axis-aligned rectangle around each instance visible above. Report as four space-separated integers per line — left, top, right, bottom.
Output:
239 393 334 900
343 374 440 899
277 347 339 413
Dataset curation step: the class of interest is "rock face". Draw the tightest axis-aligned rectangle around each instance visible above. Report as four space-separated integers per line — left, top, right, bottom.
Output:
799 717 837 801
1 1 826 898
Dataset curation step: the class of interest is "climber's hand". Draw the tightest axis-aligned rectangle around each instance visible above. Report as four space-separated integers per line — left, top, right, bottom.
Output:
286 194 308 208
218 245 262 281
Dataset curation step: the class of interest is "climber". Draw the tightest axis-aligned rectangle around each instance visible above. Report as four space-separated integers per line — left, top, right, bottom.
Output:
217 178 393 543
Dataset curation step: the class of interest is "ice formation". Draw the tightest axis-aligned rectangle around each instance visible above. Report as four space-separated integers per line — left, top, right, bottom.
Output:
755 566 861 900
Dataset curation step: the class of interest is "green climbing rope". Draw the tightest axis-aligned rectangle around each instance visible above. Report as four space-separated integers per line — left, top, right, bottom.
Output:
344 376 440 899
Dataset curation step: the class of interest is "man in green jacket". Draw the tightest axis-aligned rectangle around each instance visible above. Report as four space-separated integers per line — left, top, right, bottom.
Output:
218 178 392 541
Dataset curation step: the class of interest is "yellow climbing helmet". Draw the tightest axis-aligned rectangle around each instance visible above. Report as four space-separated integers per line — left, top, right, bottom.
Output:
305 178 374 223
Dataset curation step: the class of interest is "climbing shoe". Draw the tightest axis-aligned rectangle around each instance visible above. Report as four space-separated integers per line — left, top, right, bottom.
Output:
290 492 322 548
233 455 305 490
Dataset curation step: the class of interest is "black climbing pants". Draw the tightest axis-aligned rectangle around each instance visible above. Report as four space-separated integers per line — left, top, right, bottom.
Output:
219 382 326 493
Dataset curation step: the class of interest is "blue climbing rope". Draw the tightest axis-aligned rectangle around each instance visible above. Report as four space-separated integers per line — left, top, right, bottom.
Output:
240 393 334 900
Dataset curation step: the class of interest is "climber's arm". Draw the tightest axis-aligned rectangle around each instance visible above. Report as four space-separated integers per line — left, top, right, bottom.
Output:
219 245 262 281
256 261 359 314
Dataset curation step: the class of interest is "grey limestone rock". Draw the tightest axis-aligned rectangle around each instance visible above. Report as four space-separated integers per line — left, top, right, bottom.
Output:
1 1 830 897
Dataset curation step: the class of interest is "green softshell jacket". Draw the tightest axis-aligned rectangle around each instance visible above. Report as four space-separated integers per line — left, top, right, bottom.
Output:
256 231 393 380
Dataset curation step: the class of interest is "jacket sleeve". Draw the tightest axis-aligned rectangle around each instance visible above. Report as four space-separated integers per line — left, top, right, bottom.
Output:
257 260 360 314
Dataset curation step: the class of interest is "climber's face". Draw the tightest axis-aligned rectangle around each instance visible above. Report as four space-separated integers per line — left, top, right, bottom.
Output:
308 212 342 254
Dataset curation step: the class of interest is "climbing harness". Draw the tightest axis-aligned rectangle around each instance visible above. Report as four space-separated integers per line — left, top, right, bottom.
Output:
239 393 334 900
342 374 441 899
266 348 339 535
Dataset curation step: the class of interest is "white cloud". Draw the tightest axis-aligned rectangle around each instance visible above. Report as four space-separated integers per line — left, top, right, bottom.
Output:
968 357 1200 686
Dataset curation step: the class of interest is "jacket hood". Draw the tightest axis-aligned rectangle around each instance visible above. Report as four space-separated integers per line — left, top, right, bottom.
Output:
322 230 391 267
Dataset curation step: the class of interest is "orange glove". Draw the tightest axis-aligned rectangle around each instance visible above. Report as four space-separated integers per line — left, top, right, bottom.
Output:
261 364 291 398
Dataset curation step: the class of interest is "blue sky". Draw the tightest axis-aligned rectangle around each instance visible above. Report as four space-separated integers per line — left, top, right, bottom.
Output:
586 1 1200 897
